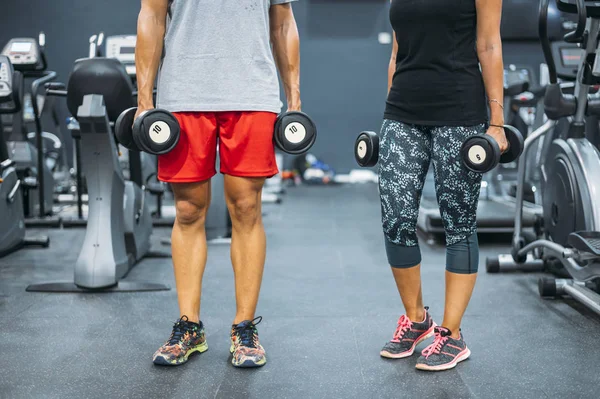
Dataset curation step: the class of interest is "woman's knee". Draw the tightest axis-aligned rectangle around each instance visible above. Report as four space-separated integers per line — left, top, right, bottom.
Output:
381 198 421 266
445 233 479 274
385 237 422 268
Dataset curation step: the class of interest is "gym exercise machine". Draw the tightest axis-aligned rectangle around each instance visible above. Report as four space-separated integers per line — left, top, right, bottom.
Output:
26 57 169 292
504 40 600 205
1 35 58 220
480 65 552 213
487 0 600 315
2 35 86 228
0 55 49 257
504 66 550 205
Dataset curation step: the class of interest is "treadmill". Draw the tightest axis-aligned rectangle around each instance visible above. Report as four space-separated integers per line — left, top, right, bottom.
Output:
418 180 540 237
417 67 541 239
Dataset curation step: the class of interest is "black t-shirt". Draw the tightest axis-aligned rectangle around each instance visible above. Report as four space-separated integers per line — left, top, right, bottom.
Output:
385 0 488 126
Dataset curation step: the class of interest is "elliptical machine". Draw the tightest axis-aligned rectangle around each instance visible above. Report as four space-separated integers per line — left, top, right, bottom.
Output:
26 56 169 292
487 0 600 315
0 55 49 257
504 65 549 205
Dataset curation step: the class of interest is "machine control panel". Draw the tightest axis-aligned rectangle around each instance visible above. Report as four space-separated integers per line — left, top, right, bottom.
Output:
105 35 137 77
0 38 43 71
0 55 14 100
0 55 17 113
505 65 531 86
552 42 584 80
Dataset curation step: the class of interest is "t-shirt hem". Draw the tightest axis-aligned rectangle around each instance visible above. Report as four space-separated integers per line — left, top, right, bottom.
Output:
383 113 488 127
157 103 282 114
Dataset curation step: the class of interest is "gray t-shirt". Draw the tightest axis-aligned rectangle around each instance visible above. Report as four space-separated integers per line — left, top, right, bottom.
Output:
156 0 296 113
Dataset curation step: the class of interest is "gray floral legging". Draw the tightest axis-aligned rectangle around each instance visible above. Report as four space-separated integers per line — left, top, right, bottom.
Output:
378 119 484 274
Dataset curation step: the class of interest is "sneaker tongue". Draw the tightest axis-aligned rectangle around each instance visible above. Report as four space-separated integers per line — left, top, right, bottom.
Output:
233 316 262 331
179 316 202 329
234 320 253 329
167 323 190 345
234 322 257 348
435 326 452 337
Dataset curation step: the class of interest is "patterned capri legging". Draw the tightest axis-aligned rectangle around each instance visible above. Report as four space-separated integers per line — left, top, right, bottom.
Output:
378 119 485 274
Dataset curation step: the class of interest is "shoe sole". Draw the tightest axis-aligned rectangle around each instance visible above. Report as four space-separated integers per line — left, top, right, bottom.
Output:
415 347 471 371
153 341 209 366
233 357 267 368
380 324 437 359
230 343 267 368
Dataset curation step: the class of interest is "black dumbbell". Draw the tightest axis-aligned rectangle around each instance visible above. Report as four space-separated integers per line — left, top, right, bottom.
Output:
274 111 317 154
460 125 524 173
354 131 379 167
115 107 180 155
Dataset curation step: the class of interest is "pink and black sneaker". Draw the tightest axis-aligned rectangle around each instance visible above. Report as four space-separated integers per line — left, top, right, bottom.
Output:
380 307 436 359
416 326 471 371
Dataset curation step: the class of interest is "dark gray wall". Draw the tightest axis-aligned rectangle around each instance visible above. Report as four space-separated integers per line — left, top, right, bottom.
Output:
299 0 390 172
1 0 139 82
1 0 548 173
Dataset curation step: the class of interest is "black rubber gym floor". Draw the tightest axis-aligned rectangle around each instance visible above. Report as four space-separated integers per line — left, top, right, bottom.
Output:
1 184 599 399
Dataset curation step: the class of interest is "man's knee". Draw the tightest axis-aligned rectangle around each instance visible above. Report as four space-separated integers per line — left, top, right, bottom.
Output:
175 200 209 226
228 195 261 225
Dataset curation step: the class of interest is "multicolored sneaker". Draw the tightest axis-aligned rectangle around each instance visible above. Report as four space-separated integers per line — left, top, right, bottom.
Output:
380 307 436 359
230 316 266 368
152 316 208 366
416 326 471 371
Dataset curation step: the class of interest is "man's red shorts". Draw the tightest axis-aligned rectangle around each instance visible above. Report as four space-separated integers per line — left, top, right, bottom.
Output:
157 111 279 183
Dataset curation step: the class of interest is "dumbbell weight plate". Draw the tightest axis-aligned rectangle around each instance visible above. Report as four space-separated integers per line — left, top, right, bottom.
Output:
274 111 317 155
354 131 379 167
114 107 140 151
460 135 500 173
132 109 180 155
499 125 524 164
